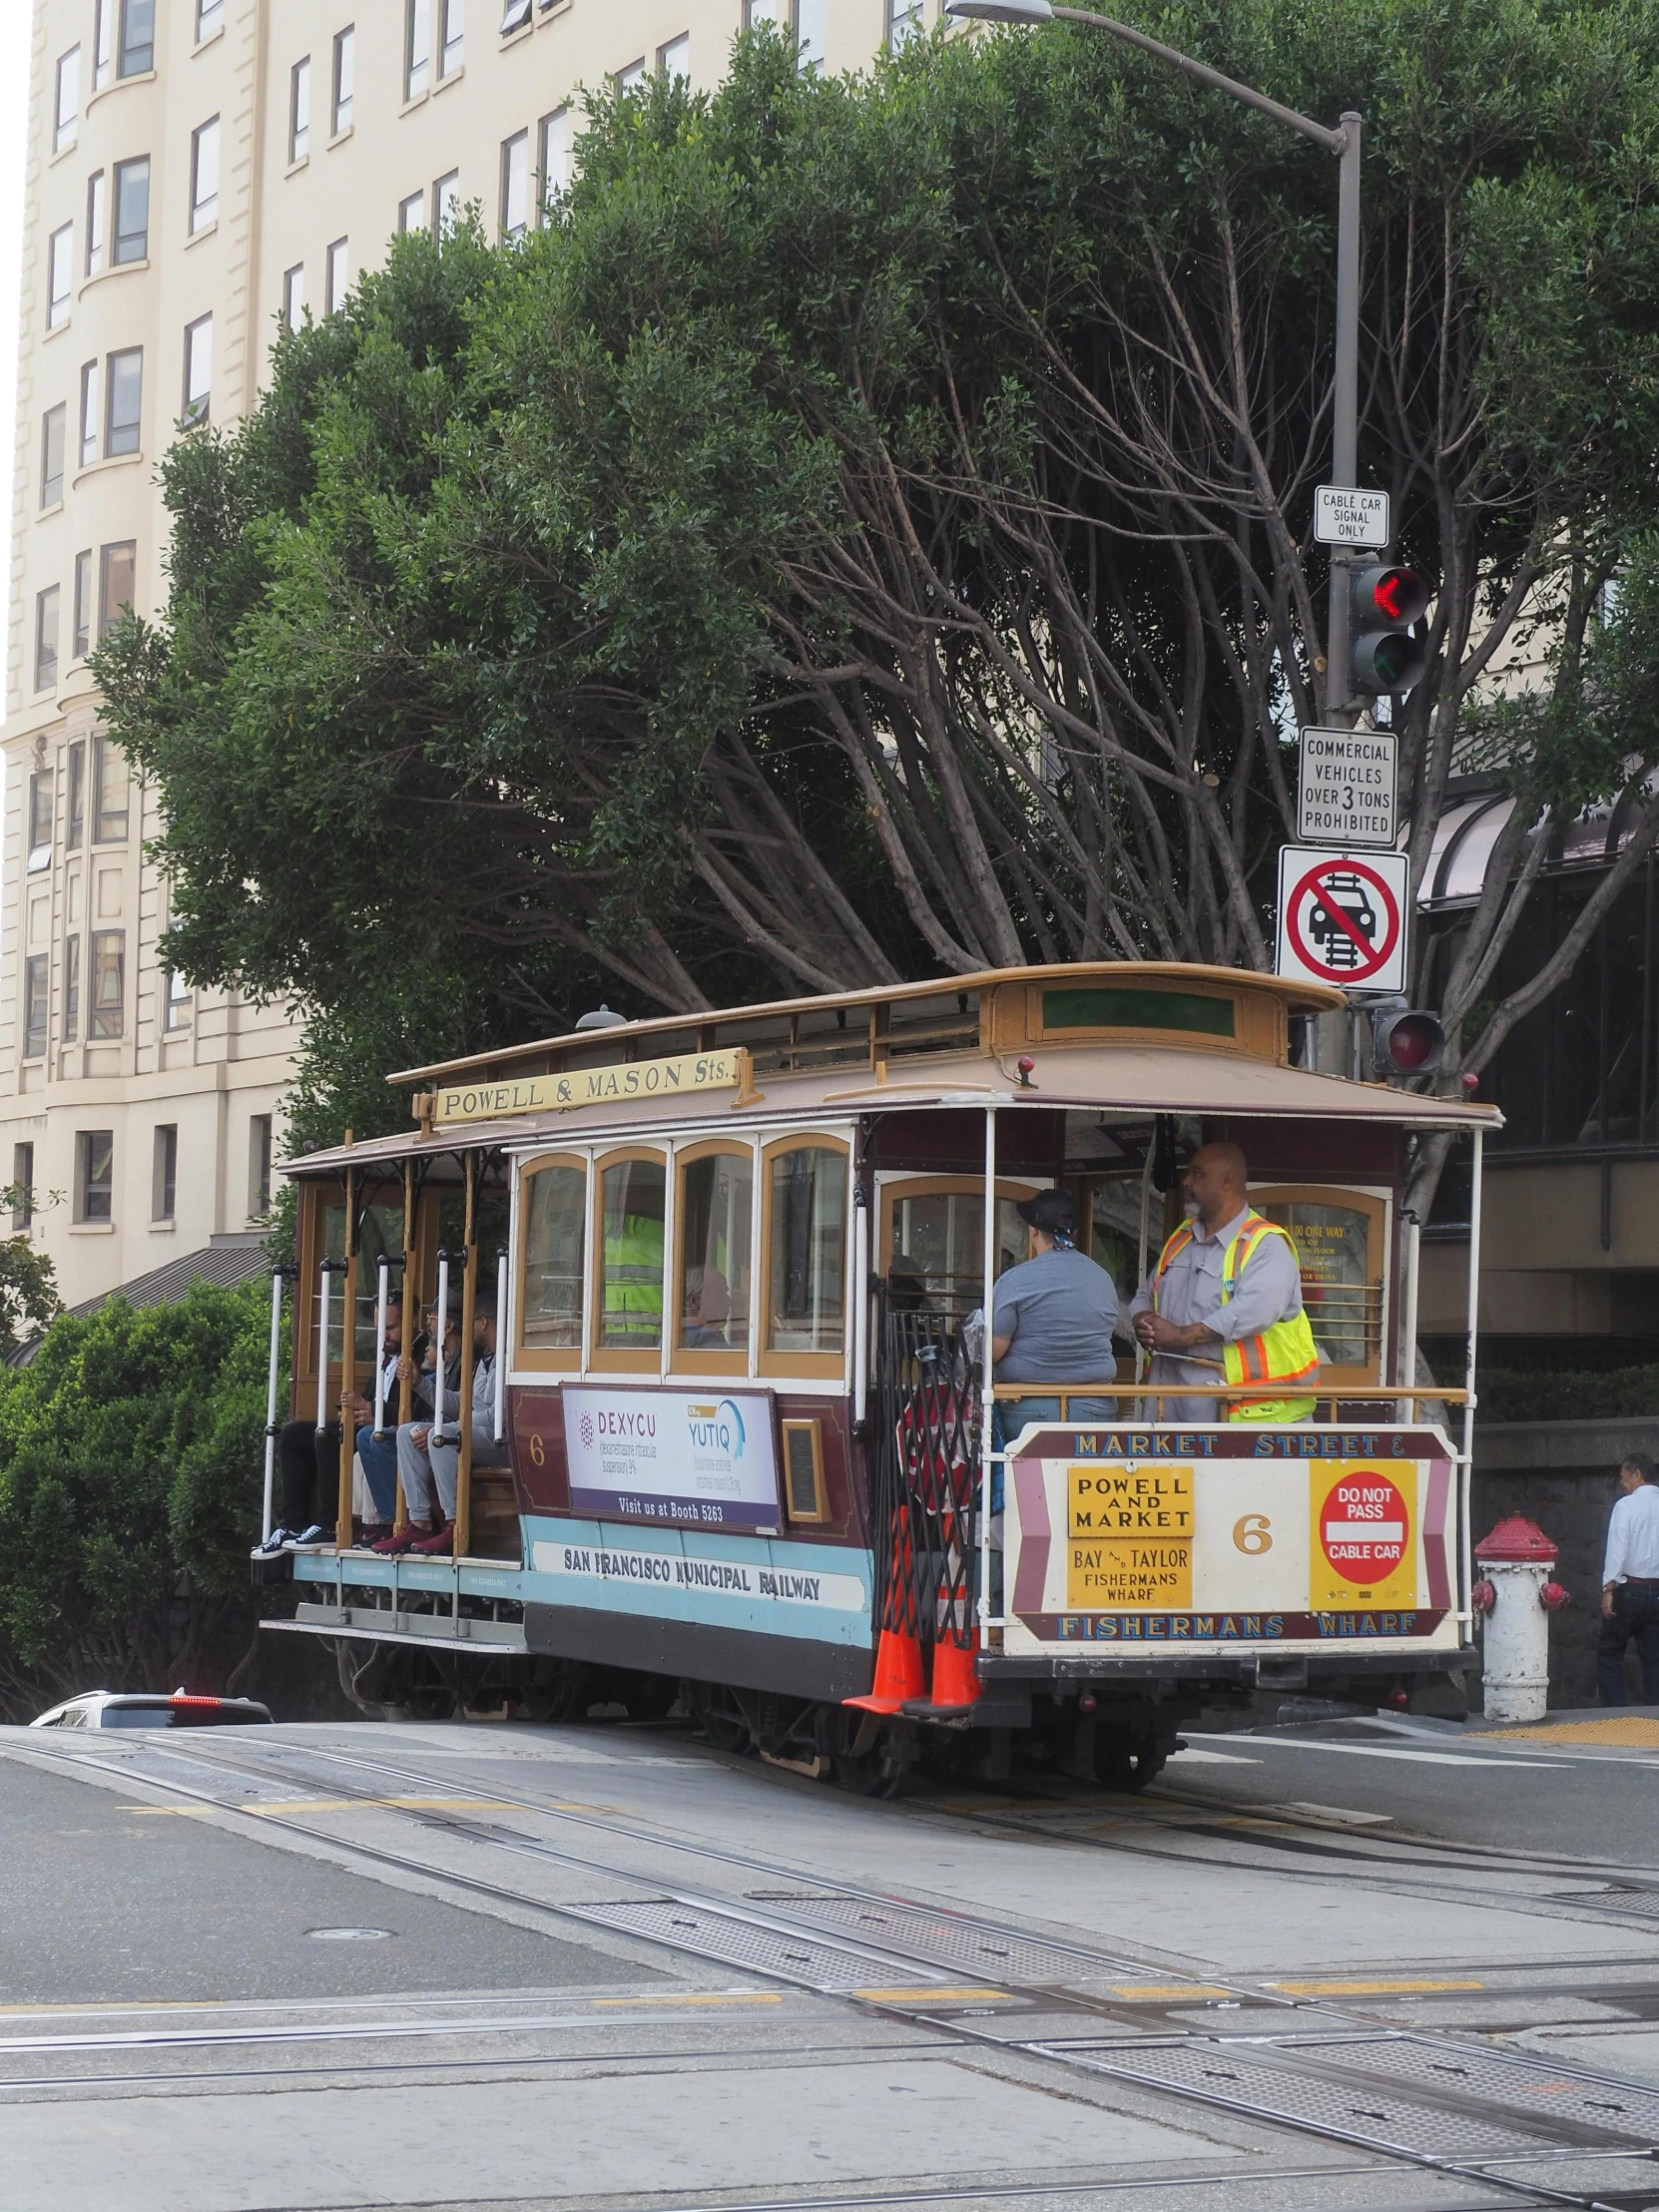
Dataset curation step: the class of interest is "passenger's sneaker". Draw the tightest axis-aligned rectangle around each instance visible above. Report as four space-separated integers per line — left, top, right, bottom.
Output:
252 1528 290 1558
407 1521 454 1557
357 1524 392 1549
371 1528 419 1555
284 1524 328 1551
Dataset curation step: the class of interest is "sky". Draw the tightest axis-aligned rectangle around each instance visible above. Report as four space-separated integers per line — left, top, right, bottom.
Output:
1 1 28 522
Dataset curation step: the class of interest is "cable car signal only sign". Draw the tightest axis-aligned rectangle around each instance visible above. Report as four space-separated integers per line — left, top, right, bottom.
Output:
1275 847 1409 994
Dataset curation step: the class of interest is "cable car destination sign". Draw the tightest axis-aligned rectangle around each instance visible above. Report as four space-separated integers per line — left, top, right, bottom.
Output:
433 1048 752 1125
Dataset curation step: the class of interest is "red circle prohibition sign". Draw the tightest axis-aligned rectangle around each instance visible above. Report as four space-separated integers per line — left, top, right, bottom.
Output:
1286 856 1400 983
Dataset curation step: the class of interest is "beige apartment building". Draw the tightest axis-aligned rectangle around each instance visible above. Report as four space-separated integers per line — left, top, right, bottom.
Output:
5 0 939 1309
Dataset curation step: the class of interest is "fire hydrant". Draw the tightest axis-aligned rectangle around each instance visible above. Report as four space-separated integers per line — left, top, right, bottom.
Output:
1471 1516 1569 1725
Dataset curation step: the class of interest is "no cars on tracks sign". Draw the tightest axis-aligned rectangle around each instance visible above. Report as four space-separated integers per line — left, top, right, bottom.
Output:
1275 846 1409 994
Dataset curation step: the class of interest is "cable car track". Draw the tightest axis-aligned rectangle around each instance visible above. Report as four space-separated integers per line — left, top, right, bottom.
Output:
11 1732 1659 2212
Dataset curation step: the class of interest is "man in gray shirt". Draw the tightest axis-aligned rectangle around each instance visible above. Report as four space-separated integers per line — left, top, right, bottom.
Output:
991 1189 1121 1440
1129 1142 1310 1422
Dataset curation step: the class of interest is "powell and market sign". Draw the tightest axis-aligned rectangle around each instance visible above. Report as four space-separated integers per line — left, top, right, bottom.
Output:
432 1048 754 1126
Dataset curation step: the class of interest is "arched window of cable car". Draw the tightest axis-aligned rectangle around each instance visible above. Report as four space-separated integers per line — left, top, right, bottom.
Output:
761 1138 847 1378
674 1143 752 1374
881 1178 1035 1316
516 1153 585 1372
593 1150 667 1372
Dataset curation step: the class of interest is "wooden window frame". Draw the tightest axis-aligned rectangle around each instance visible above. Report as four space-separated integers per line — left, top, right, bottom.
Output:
1249 1181 1389 1389
672 1138 756 1377
759 1132 851 1382
514 1149 586 1373
589 1145 669 1375
876 1173 1046 1279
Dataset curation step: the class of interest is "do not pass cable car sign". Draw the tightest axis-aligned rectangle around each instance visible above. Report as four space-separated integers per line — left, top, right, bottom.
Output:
1275 846 1409 994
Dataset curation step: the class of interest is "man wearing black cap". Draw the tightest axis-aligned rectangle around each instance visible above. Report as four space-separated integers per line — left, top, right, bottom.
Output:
990 1188 1122 1434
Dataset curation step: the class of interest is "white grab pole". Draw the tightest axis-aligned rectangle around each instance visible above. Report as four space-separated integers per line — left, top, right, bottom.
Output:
314 1261 332 1432
431 1250 451 1445
1460 1129 1484 1618
1398 1211 1420 1425
372 1258 390 1439
261 1268 285 1541
978 1104 997 1632
494 1248 508 1444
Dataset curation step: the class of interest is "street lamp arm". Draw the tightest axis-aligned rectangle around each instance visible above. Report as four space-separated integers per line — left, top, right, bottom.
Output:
1047 6 1345 154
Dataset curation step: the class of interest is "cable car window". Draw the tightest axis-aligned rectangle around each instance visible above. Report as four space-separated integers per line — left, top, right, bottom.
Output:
676 1147 752 1367
882 1180 1032 1316
596 1153 666 1358
1042 986 1235 1037
520 1157 585 1360
1253 1185 1385 1382
766 1144 846 1359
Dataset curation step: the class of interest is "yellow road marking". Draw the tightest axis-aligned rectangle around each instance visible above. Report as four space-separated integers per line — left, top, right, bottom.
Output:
1268 1978 1484 1996
1111 1984 1233 2000
1468 1717 1659 1749
131 1796 520 1817
851 1986 1016 2003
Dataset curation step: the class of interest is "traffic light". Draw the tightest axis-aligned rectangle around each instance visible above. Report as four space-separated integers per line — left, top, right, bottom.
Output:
1351 564 1432 694
1370 998 1444 1078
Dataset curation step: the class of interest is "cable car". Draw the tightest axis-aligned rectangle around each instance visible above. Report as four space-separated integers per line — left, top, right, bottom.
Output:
259 962 1494 1790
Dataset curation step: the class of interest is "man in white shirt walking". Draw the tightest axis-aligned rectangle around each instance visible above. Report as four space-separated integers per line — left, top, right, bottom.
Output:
1599 1450 1659 1706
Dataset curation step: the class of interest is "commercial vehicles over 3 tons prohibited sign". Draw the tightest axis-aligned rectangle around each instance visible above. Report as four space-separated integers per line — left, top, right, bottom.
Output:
1297 727 1397 847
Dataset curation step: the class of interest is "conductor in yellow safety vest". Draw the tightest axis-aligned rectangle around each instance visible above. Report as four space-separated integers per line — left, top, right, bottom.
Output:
1130 1143 1319 1422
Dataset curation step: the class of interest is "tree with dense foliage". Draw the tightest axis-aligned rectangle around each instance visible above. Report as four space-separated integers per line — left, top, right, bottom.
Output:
0 1280 275 1718
99 6 1659 1175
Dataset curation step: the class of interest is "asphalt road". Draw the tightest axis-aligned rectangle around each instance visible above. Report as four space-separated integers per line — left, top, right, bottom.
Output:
2 1711 1658 2212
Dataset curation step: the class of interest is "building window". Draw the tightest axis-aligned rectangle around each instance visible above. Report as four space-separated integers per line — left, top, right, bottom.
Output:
23 961 50 1062
64 934 81 1041
113 157 150 265
152 1125 178 1220
281 263 305 327
120 0 156 77
888 0 925 45
190 117 220 232
249 1115 274 1219
500 130 528 237
405 0 430 100
55 48 80 154
47 225 73 329
289 56 310 162
76 1130 115 1222
433 171 459 231
106 347 143 456
72 552 93 659
164 970 193 1031
197 0 225 41
79 359 101 465
398 190 426 234
538 107 570 210
182 314 212 425
325 237 349 312
659 32 690 81
331 26 354 133
93 0 113 90
751 0 823 40
35 588 60 694
90 932 125 1039
67 741 86 846
86 171 106 276
499 0 531 32
616 58 647 91
93 733 130 839
12 1145 35 1232
27 773 54 870
41 405 66 509
440 0 465 77
99 543 137 641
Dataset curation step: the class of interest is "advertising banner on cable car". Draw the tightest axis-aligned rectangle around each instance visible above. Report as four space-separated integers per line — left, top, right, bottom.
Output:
1002 1423 1459 1654
562 1383 783 1529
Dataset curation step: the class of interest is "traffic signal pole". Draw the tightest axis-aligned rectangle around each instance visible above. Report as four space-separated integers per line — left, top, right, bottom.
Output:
1326 111 1363 729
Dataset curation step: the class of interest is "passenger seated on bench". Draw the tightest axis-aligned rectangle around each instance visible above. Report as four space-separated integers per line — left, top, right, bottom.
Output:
375 1289 510 1558
270 1294 421 1549
682 1264 732 1349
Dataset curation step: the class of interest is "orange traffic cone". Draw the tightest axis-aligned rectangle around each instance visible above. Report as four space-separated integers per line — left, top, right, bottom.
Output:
844 1623 927 1714
923 1635 981 1713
